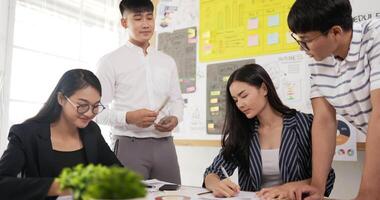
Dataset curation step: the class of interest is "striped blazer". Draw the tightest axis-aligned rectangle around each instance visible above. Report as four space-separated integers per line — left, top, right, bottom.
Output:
204 111 335 196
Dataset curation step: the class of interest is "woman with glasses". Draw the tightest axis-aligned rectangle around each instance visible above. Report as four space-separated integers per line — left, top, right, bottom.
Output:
0 69 122 200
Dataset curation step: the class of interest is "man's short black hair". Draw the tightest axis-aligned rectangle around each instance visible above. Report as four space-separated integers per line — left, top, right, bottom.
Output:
288 0 353 33
119 0 154 16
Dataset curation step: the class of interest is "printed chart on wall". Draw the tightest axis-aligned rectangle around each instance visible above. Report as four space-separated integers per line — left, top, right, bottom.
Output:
199 0 298 62
158 27 197 93
207 59 255 134
156 0 199 33
333 115 357 161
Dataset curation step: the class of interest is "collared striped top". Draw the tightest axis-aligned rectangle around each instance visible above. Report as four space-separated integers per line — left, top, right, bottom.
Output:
203 112 335 196
309 19 380 134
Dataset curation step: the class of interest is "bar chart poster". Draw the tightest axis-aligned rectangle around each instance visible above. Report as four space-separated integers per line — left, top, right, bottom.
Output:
158 27 197 93
206 59 255 134
199 0 298 62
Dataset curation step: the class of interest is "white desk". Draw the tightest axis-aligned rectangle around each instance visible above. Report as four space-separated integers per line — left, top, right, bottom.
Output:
150 185 259 199
57 185 259 200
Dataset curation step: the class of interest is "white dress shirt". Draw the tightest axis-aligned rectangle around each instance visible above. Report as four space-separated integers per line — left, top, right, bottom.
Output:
95 41 184 138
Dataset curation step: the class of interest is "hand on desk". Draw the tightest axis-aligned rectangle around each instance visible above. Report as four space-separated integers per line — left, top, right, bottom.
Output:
295 184 323 200
209 178 240 198
154 116 178 132
257 184 295 200
126 109 158 128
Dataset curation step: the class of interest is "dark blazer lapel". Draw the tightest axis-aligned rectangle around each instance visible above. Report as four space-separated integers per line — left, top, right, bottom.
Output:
248 120 262 191
279 114 298 183
80 127 97 164
36 123 55 177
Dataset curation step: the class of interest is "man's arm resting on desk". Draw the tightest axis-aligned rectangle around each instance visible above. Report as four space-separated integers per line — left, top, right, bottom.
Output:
356 89 380 199
297 97 336 200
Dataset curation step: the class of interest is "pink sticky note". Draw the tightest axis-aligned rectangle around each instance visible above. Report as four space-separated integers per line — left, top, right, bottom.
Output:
248 18 259 30
248 35 259 46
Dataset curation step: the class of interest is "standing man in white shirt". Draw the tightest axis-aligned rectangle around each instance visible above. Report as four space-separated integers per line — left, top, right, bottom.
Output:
96 0 184 184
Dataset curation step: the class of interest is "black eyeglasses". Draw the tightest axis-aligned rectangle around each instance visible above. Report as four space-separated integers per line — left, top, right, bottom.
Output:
64 96 105 115
291 30 329 51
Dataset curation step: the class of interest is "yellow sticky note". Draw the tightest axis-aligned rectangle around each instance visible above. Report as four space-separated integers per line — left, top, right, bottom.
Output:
210 98 218 104
208 123 215 129
223 76 230 82
210 91 221 96
210 106 219 112
188 28 196 38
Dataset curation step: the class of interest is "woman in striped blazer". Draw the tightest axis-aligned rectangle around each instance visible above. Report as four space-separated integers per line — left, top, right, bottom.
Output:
203 64 335 199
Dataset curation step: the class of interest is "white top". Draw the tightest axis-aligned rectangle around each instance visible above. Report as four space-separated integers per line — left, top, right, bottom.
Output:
95 41 184 138
261 148 282 188
309 19 380 134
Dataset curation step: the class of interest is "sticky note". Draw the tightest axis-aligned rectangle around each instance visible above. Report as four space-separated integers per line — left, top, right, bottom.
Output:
208 123 215 129
210 91 221 96
210 98 218 104
203 44 213 54
223 76 230 82
248 18 259 30
210 106 219 112
188 28 196 38
268 14 280 27
202 31 211 39
267 33 279 45
186 86 196 93
286 32 295 44
248 35 259 46
188 28 197 43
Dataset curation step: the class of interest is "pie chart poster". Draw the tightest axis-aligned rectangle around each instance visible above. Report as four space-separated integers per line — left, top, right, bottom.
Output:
333 115 357 161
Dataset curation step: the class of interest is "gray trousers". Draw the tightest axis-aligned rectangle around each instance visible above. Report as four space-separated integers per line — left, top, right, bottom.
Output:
112 135 181 184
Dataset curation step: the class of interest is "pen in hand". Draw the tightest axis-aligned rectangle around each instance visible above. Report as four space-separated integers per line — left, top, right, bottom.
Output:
220 166 230 179
220 165 240 194
197 191 212 196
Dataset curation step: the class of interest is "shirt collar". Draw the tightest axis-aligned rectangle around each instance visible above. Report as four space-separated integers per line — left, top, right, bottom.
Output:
125 40 153 55
345 23 362 62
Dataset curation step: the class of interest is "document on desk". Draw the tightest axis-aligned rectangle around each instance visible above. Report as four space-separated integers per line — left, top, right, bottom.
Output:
197 191 260 200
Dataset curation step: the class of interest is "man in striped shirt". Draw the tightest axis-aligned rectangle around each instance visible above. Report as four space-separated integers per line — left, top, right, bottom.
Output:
287 0 380 199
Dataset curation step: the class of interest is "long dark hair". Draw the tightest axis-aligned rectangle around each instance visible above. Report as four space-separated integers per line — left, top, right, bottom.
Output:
25 69 102 124
221 64 295 169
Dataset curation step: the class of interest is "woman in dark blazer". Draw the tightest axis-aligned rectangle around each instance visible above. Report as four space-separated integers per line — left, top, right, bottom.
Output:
203 64 335 200
0 69 122 200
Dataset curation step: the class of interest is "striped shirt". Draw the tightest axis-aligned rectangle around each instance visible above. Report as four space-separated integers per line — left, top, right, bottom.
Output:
203 112 335 196
309 19 380 134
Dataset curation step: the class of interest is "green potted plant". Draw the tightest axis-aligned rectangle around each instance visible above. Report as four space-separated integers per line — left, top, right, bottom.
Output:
58 164 147 200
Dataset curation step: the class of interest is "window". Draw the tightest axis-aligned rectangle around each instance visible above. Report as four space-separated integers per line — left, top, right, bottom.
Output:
9 0 124 126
